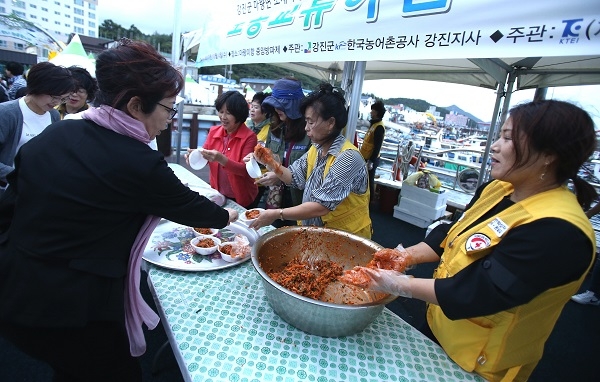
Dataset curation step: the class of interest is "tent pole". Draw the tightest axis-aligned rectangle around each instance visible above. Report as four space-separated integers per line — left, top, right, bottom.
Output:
175 103 184 164
534 87 547 101
174 51 188 165
346 61 366 142
172 0 183 164
499 71 517 130
340 62 354 95
477 79 507 188
340 61 355 137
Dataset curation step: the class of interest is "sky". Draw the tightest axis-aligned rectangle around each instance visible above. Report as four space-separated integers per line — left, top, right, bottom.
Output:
98 0 600 126
361 79 600 125
97 0 211 36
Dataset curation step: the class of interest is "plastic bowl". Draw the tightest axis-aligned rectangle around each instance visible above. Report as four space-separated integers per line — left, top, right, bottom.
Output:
192 227 219 237
218 243 250 262
189 149 207 170
246 157 262 178
190 236 221 255
239 208 264 225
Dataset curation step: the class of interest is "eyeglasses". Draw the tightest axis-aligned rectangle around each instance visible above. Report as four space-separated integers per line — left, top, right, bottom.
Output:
49 94 71 104
156 102 178 119
72 88 87 96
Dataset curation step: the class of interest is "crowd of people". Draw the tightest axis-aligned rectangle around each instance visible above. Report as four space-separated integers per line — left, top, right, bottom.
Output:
1 39 598 382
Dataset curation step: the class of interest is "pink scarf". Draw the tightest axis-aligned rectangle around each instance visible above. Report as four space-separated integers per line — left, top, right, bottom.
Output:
81 105 160 356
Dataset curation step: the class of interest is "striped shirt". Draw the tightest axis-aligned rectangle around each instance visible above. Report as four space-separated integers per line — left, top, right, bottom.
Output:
289 134 368 227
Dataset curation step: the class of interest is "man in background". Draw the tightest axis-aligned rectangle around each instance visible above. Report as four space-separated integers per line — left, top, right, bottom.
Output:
5 62 27 101
359 100 386 203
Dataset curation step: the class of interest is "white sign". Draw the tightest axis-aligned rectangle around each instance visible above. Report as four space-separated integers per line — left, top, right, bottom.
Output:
193 0 600 67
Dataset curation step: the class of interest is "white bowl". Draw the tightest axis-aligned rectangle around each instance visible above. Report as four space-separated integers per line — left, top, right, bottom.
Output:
218 243 250 262
190 236 221 255
239 208 264 225
189 149 207 170
191 227 219 237
246 157 262 178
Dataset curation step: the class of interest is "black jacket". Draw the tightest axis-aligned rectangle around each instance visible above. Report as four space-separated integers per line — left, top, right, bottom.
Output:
0 119 229 327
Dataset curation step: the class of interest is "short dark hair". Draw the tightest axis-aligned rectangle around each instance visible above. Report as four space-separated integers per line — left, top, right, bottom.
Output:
252 91 270 105
26 62 76 97
508 99 597 209
94 39 184 114
6 62 24 76
371 100 386 119
15 87 28 98
252 91 271 117
68 66 97 102
215 91 249 123
301 82 348 134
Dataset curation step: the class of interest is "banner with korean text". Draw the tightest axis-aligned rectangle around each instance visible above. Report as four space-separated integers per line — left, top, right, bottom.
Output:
192 0 600 67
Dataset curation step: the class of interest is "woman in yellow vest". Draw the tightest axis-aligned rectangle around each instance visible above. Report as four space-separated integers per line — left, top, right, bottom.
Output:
246 91 271 144
343 100 597 381
249 82 372 239
246 91 272 206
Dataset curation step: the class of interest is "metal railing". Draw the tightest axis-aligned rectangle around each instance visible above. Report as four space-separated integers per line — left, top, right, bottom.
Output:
414 147 489 193
356 129 488 195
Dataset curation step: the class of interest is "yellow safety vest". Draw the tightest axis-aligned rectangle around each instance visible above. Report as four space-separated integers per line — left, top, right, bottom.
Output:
427 180 595 381
306 140 372 239
359 120 385 160
257 122 270 143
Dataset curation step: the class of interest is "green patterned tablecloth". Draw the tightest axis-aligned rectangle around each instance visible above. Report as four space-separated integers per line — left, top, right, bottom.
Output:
151 163 483 381
146 262 483 382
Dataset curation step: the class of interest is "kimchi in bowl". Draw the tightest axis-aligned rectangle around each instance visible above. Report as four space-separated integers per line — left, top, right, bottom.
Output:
251 226 397 337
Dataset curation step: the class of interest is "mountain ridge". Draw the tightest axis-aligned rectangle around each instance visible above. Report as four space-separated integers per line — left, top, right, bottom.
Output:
378 96 482 127
443 104 484 123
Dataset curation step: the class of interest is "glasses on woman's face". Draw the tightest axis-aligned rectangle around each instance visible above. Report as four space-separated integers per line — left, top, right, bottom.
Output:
156 102 178 119
49 94 71 104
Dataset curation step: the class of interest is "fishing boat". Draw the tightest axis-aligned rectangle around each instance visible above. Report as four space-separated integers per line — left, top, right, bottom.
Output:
358 124 489 195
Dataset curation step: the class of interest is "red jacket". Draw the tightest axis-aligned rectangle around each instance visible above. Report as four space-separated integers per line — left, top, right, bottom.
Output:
203 123 258 207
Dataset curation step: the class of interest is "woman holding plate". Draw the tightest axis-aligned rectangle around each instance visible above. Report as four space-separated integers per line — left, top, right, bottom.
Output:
193 90 259 208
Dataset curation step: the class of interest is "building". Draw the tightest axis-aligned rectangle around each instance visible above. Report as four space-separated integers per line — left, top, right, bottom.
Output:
239 78 277 93
1 0 99 42
71 33 111 55
0 14 62 66
444 111 469 127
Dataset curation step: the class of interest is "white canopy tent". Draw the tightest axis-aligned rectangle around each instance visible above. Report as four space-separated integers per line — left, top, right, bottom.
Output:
49 34 96 77
180 0 600 183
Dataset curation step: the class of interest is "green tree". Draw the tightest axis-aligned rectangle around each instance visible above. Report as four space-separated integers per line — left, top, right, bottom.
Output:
125 25 144 40
99 19 126 40
99 20 172 53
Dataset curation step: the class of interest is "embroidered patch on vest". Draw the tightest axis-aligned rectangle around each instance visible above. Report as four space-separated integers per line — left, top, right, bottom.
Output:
465 233 491 251
488 217 508 237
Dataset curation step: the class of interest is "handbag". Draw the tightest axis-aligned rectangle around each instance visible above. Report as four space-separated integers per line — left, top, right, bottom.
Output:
265 184 284 209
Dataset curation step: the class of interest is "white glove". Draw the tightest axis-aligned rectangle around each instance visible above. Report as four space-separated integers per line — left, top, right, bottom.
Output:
360 267 413 297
